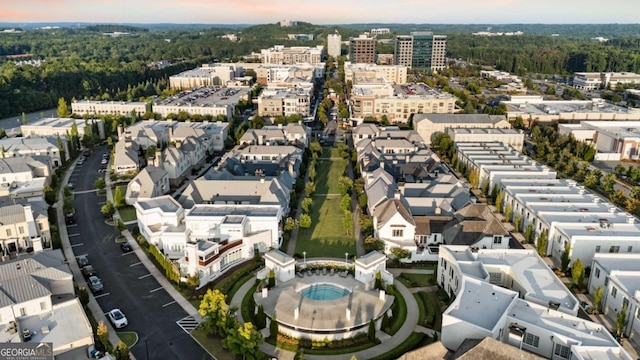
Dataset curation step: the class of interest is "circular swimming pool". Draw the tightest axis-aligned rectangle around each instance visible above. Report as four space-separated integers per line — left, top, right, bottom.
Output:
299 283 350 301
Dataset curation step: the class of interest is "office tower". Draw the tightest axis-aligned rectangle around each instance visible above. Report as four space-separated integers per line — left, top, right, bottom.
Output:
349 35 376 64
327 33 342 58
393 32 447 71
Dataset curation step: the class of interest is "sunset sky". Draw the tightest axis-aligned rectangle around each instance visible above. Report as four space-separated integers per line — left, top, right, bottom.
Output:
1 0 637 24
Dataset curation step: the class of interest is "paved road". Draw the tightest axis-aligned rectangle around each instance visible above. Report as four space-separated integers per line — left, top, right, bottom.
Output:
67 146 211 360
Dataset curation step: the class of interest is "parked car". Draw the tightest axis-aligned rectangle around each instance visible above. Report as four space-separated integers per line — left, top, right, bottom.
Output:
76 255 89 267
107 309 128 329
66 183 74 190
101 159 108 165
120 241 132 253
77 158 84 165
81 265 97 278
88 276 103 293
65 211 76 225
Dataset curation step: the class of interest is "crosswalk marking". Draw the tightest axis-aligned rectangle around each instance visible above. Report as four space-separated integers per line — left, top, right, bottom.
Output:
176 316 200 333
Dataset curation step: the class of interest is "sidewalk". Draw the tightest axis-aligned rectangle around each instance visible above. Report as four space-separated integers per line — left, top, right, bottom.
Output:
56 161 131 357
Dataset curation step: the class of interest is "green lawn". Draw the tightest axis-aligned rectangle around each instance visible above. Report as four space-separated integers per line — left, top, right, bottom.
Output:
398 273 436 287
117 332 138 347
118 206 137 222
191 327 235 360
416 291 443 331
296 196 355 258
296 146 354 258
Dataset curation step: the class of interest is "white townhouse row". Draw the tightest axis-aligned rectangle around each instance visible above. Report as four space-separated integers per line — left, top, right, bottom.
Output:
499 177 640 268
20 117 105 140
455 142 557 191
71 100 147 117
588 253 640 342
437 245 631 359
135 196 284 288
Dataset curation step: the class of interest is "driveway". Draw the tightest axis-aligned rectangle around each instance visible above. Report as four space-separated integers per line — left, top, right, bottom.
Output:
67 146 211 360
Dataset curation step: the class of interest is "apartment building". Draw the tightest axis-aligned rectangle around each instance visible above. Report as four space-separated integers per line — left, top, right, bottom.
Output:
257 87 312 117
327 33 342 58
438 246 631 359
20 117 105 140
393 32 447 71
0 202 50 256
343 62 408 84
260 45 323 65
169 64 245 89
349 35 376 64
242 63 324 86
414 114 510 145
0 156 51 201
72 100 147 117
153 86 251 119
370 28 390 35
350 83 457 124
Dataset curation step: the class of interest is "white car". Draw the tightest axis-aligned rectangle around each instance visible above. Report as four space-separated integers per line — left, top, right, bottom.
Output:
101 159 108 165
107 309 128 329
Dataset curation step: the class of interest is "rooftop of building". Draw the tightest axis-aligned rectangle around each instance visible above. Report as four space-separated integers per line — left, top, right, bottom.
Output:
477 249 578 312
571 346 632 360
355 251 386 268
500 178 575 188
264 249 294 266
507 298 618 349
592 253 640 272
136 195 182 213
187 204 280 218
580 121 640 139
556 221 640 238
446 277 518 331
415 114 507 125
260 87 311 99
155 86 250 107
449 128 523 135
73 99 146 105
502 96 637 116
21 117 102 128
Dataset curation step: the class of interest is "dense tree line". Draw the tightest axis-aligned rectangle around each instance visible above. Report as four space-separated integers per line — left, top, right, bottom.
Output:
447 34 640 75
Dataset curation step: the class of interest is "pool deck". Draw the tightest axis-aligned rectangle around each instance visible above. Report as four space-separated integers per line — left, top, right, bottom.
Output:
231 270 422 360
255 274 394 332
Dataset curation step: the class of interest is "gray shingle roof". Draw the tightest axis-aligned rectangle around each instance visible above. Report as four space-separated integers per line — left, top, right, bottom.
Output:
0 204 26 226
414 113 508 125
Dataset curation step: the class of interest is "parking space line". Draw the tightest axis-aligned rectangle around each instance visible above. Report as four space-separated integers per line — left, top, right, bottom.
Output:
98 201 106 205
129 262 142 267
121 251 136 256
76 253 88 258
149 287 163 293
66 224 78 228
70 243 84 248
138 274 152 279
94 293 110 299
68 233 80 237
162 301 177 308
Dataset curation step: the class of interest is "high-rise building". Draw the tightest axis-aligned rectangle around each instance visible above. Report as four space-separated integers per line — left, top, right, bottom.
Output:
349 35 376 64
327 33 342 58
393 32 447 71
394 35 413 67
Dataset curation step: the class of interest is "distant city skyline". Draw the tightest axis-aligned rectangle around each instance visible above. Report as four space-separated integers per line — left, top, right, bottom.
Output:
2 0 638 25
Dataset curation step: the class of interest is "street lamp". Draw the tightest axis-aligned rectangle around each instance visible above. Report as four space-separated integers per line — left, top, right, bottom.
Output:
303 251 306 266
345 252 349 266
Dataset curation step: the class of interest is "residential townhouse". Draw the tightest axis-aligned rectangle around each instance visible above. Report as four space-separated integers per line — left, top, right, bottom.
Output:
0 156 51 201
125 165 170 205
20 117 105 140
71 100 146 117
455 142 557 190
0 137 69 168
0 250 94 358
437 246 630 359
240 122 311 148
499 177 640 267
414 114 510 145
215 144 303 179
257 87 312 118
588 253 640 341
0 202 50 257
